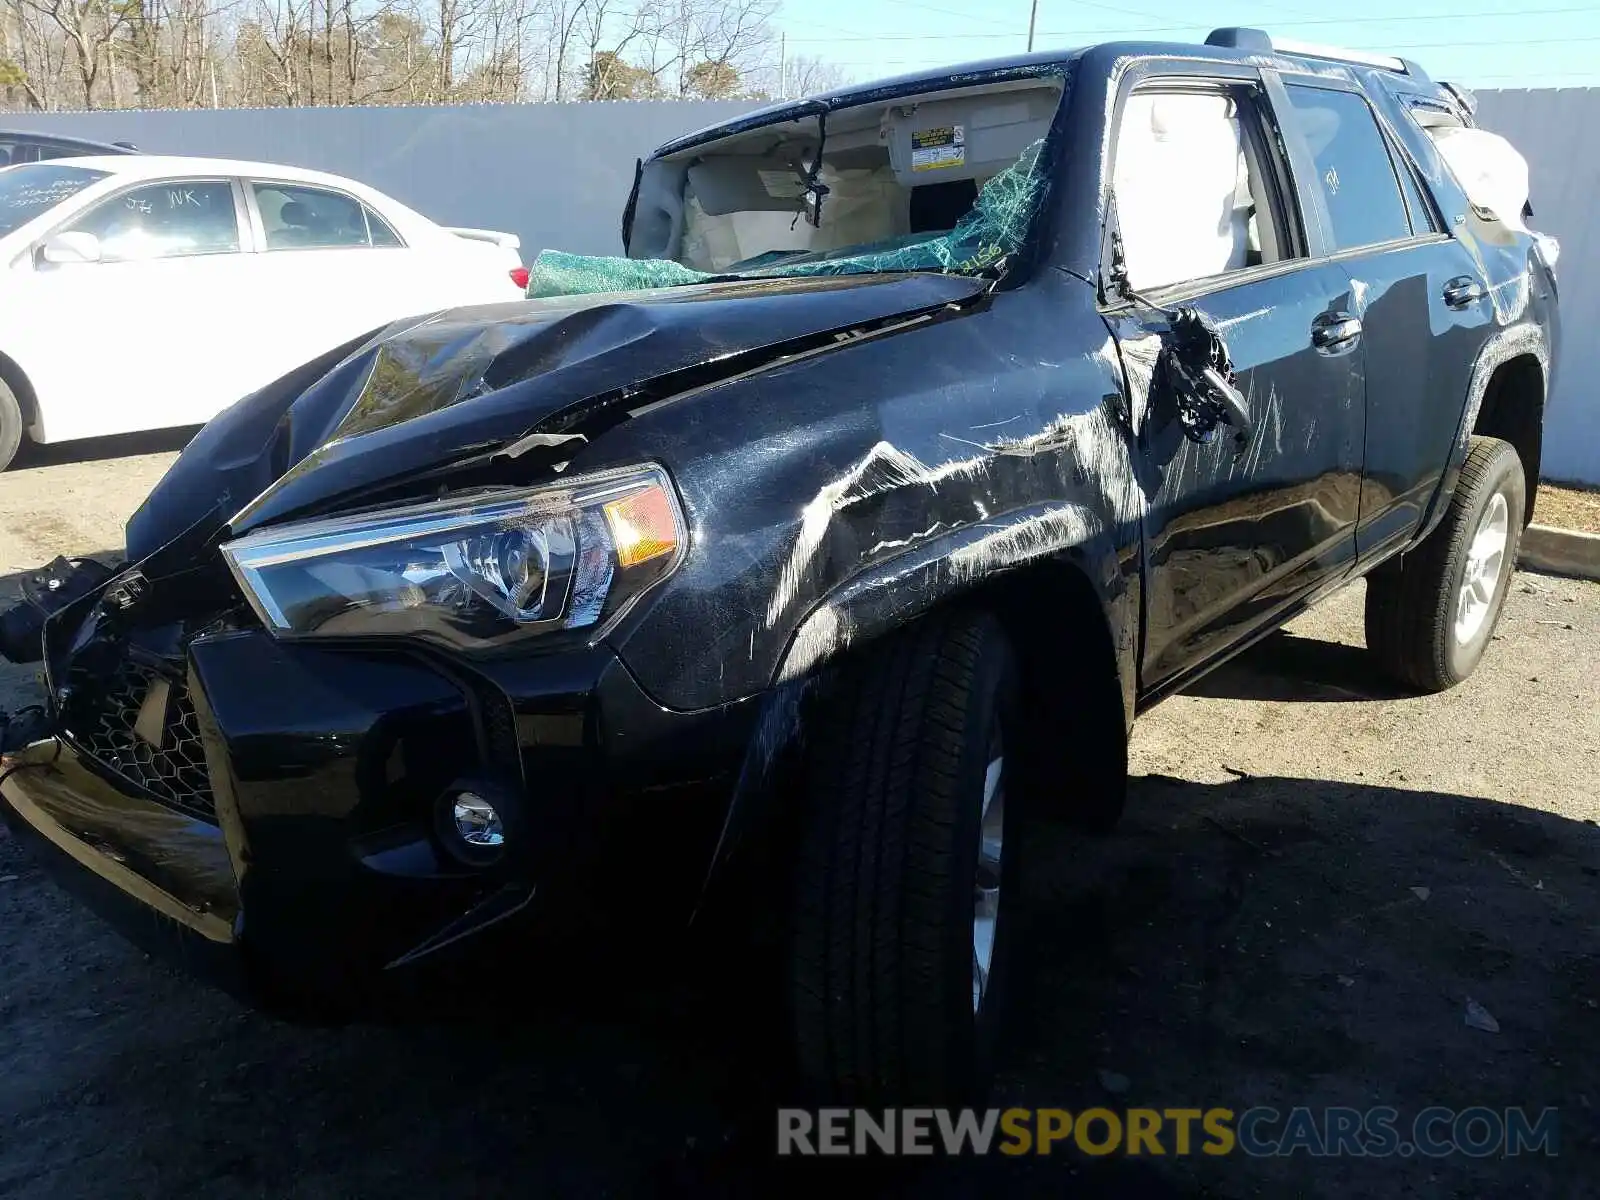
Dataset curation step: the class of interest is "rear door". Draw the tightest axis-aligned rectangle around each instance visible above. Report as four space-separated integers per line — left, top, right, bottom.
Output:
242 179 424 381
1277 80 1495 562
1104 71 1368 692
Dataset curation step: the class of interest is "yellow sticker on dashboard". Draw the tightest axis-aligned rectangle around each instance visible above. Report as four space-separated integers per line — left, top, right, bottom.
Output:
911 125 965 171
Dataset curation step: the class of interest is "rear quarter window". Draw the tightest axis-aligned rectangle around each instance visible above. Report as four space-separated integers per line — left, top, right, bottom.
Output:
1284 84 1413 251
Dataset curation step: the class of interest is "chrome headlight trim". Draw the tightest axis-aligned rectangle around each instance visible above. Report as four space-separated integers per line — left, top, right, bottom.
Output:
220 463 686 651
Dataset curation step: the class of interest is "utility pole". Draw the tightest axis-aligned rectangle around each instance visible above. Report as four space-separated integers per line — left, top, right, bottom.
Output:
779 32 786 98
1026 0 1039 52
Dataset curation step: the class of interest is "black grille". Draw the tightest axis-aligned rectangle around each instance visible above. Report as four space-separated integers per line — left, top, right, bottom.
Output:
63 658 216 824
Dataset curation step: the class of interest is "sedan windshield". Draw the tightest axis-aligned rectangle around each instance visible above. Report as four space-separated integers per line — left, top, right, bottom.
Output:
0 163 108 239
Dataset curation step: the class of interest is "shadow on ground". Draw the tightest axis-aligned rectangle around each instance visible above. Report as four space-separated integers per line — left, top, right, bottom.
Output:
1183 629 1414 703
3 765 1593 1198
9 426 198 472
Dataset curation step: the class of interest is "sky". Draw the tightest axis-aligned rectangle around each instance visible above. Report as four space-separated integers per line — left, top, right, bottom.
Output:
773 0 1600 91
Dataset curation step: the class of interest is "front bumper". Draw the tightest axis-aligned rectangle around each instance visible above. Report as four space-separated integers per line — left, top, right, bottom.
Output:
1 621 758 1016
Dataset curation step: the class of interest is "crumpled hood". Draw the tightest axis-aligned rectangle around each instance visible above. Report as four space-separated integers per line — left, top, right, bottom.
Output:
126 271 984 562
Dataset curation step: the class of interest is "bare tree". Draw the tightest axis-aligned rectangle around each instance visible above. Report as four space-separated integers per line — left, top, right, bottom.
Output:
574 0 646 101
17 0 131 106
0 0 844 110
782 51 847 98
634 0 773 97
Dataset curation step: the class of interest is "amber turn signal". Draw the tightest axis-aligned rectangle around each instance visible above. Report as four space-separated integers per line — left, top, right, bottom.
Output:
604 485 680 568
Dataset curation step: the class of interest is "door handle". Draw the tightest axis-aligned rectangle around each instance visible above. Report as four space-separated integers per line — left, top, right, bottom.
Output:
1311 313 1362 352
1442 275 1486 308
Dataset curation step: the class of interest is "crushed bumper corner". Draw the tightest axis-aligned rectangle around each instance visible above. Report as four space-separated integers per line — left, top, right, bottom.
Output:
0 738 245 993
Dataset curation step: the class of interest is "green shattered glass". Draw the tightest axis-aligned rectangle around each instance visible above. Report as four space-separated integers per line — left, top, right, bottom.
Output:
528 139 1050 299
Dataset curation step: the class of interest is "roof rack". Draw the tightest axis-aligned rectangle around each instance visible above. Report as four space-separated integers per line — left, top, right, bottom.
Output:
1204 27 1426 79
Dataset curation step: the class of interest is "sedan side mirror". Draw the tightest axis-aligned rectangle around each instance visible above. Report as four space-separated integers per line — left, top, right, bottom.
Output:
38 231 102 265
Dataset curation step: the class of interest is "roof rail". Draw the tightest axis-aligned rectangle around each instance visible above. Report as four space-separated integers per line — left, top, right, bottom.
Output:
1204 27 1425 78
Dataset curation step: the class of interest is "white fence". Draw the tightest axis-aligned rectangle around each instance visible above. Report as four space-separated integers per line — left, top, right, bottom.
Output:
1475 89 1598 485
5 89 1597 483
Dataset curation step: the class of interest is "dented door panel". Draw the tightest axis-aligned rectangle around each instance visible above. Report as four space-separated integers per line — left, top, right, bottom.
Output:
1110 263 1366 691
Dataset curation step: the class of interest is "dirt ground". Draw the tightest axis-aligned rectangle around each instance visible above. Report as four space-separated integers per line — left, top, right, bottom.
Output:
1537 482 1600 534
0 439 1596 1198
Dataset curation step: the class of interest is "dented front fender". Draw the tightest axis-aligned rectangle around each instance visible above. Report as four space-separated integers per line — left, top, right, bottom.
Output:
586 269 1145 715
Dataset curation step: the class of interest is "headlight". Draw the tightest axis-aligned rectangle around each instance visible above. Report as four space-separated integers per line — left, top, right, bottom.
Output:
220 464 685 650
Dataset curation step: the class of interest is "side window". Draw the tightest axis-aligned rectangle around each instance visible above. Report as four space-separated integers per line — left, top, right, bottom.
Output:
1283 85 1413 250
1388 141 1439 235
253 182 394 250
1113 88 1295 291
364 204 403 247
65 180 240 261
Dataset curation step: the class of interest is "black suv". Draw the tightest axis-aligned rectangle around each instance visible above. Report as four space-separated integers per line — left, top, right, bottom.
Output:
0 29 1555 1105
0 129 137 166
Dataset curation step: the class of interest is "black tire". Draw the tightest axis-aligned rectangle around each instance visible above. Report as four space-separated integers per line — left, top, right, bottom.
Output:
789 608 1021 1105
0 378 23 473
1365 435 1525 693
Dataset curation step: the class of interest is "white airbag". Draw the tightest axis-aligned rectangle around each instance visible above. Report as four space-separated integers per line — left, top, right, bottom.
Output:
1114 93 1250 290
1429 125 1530 232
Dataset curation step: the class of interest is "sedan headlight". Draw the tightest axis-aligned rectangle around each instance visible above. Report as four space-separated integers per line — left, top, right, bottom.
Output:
220 464 685 650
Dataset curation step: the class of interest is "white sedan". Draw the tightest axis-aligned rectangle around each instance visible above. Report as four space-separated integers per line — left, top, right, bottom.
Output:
0 155 528 469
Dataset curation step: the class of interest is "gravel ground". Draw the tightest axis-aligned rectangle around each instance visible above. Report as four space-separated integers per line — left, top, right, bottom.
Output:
1537 483 1600 534
0 444 1596 1198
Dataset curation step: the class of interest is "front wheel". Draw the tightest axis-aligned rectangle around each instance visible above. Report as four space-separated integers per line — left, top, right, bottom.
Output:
788 608 1021 1105
1365 435 1525 692
0 378 23 472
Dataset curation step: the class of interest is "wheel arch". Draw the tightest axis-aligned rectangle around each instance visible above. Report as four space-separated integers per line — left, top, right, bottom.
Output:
696 509 1133 909
772 503 1130 714
1471 352 1544 525
0 348 39 433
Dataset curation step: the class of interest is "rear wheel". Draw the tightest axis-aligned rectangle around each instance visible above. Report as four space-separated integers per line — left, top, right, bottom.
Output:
0 379 23 472
788 608 1021 1105
1365 435 1525 692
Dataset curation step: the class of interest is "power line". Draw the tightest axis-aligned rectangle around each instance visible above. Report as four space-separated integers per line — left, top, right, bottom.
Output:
1378 34 1600 50
778 7 1600 44
1462 73 1600 81
872 0 990 22
812 37 1600 66
1053 0 1176 26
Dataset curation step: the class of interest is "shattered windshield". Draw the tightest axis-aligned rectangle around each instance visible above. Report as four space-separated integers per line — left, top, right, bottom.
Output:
528 70 1065 299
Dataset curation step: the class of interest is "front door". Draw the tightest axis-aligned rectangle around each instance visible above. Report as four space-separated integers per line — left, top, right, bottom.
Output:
1104 80 1367 692
19 177 253 440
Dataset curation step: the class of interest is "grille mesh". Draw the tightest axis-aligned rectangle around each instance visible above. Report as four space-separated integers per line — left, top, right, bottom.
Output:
64 658 216 824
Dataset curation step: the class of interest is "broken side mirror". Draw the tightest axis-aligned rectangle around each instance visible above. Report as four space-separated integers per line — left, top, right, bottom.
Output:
38 231 102 266
1190 365 1253 449
1161 307 1253 453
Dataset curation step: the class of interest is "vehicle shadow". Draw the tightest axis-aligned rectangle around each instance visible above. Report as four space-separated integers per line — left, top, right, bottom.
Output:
1182 628 1414 703
3 769 1592 1198
10 426 198 471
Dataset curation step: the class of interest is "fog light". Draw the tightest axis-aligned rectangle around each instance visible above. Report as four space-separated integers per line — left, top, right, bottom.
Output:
450 793 504 848
435 780 522 870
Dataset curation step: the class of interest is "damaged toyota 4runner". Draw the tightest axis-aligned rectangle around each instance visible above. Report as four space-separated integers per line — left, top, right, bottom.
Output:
0 29 1556 1104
